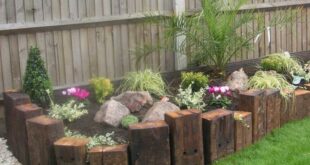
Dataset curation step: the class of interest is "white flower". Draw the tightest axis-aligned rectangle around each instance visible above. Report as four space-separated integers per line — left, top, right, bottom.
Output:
220 87 226 93
67 87 76 95
214 87 220 92
216 95 222 100
62 91 67 95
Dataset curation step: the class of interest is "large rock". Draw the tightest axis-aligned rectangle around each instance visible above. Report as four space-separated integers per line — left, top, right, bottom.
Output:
226 68 249 91
94 100 130 127
142 101 180 122
112 91 153 113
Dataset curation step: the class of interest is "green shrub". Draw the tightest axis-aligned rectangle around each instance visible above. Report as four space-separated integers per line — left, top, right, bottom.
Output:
23 46 52 106
87 132 118 149
181 72 209 92
175 83 206 111
89 77 114 103
260 53 305 76
248 71 295 99
121 115 139 128
118 69 166 97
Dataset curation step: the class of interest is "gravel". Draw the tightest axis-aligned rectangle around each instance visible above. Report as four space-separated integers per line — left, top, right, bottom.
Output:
0 138 21 165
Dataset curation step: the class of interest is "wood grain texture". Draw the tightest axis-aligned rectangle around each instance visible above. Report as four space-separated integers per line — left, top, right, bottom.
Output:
54 137 89 165
234 111 252 152
26 115 65 165
165 109 204 165
14 103 42 165
201 109 235 164
88 144 128 165
265 89 281 133
239 89 266 143
129 121 171 165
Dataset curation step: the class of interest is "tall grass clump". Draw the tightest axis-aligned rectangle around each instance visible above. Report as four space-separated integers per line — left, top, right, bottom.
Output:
260 53 305 77
248 71 294 99
118 69 166 97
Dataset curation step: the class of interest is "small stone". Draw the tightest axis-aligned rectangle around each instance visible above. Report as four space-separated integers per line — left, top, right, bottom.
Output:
226 68 249 91
142 101 180 122
112 91 153 113
94 100 130 127
0 138 21 165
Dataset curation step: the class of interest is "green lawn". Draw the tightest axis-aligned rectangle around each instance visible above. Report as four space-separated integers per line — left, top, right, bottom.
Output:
215 117 310 165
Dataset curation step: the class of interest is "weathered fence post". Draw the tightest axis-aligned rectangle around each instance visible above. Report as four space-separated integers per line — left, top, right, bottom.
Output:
14 103 42 165
54 137 89 165
202 109 235 164
173 0 187 70
294 89 310 119
234 111 252 152
3 91 31 154
165 109 204 165
129 121 170 165
265 89 281 133
239 89 266 142
88 144 128 165
27 115 64 165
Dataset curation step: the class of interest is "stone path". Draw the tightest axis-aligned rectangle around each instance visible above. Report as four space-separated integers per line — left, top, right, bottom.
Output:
0 138 21 165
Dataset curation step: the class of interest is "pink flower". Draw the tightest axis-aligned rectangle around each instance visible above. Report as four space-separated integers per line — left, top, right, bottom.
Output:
208 87 215 94
214 87 220 93
65 87 90 100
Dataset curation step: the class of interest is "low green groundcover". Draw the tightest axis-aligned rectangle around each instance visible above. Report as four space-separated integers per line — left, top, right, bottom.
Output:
215 117 310 165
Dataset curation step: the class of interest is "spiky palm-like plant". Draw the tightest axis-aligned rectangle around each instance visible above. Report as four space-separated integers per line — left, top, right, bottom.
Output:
137 0 296 77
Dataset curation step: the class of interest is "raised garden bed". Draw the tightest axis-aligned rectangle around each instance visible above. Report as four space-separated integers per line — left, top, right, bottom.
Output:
3 52 310 165
3 85 310 165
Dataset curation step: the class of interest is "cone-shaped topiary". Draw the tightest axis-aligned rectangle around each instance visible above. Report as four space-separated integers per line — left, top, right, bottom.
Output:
23 46 52 106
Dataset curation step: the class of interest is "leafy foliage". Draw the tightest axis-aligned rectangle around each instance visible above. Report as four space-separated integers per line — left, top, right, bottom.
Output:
64 127 88 138
48 100 88 122
64 128 119 149
87 133 118 149
260 53 305 77
23 46 52 106
138 0 296 76
248 71 294 99
175 83 206 111
47 90 88 122
121 115 139 128
118 69 166 97
90 77 114 104
181 72 209 92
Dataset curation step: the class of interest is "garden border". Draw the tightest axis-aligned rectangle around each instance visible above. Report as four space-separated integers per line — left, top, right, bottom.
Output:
3 86 310 165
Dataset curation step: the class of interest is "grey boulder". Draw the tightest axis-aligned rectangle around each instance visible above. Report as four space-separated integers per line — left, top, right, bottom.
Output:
142 101 180 122
112 91 153 113
94 100 130 127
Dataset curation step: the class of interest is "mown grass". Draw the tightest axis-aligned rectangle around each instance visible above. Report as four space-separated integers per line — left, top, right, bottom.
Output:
215 117 310 165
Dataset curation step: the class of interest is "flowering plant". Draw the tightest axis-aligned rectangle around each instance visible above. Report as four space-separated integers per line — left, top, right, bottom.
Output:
62 87 90 100
207 86 232 108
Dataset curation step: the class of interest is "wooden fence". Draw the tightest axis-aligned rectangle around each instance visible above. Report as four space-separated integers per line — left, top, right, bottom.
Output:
0 0 309 94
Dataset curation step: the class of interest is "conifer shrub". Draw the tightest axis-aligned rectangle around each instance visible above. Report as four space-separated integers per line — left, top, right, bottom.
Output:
23 46 52 106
